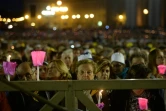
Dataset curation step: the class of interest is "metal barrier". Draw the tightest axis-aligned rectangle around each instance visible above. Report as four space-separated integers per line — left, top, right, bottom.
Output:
1 77 166 111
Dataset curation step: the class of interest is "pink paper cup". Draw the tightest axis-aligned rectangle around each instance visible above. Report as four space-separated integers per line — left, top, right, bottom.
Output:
138 98 148 110
157 65 166 75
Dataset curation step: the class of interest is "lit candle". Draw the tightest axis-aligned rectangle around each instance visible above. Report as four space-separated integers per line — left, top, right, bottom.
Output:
98 90 103 104
7 55 11 62
6 55 11 81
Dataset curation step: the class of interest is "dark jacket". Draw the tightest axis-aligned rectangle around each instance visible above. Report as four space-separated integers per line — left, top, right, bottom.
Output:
109 89 165 111
7 91 47 111
0 92 11 111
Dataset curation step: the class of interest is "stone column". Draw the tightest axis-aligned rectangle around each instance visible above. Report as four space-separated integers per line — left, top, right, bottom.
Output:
125 0 137 28
148 0 161 28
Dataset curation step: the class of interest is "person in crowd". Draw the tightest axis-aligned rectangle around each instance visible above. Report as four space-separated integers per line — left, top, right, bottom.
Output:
47 59 72 80
95 58 112 80
110 52 128 79
109 64 165 111
128 47 141 57
148 48 165 78
114 47 129 67
7 62 46 111
75 54 96 110
129 52 148 66
91 58 112 111
60 49 74 70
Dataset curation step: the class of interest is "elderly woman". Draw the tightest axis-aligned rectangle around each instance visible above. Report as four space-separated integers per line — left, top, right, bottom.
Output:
75 58 96 110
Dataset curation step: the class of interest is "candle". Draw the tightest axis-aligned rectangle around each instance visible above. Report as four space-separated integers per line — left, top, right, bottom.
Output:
6 55 11 81
98 90 103 104
37 66 40 81
7 55 11 62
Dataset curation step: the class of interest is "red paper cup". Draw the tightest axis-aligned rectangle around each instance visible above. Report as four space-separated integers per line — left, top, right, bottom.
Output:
138 98 148 110
157 65 166 75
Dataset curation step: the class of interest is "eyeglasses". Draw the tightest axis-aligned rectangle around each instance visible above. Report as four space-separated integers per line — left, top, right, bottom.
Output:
17 72 34 80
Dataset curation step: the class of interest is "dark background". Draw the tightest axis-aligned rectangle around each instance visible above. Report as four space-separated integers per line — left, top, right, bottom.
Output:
0 0 24 18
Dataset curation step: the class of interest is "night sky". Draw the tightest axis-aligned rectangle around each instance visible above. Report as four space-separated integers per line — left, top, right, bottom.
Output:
0 0 24 18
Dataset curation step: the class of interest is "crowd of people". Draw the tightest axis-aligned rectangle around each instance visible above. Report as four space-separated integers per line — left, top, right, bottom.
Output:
0 28 166 111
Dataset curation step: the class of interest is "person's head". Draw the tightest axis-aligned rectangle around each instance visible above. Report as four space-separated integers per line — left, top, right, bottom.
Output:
60 49 73 69
96 59 112 80
47 59 71 80
148 49 165 77
126 64 151 79
76 59 96 80
111 52 125 75
114 47 126 60
128 47 141 57
15 62 36 81
129 52 148 66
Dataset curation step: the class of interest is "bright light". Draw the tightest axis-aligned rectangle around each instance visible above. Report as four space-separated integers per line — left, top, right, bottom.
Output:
119 15 123 20
84 14 89 19
7 18 11 22
46 6 51 10
61 15 69 19
8 25 13 29
105 25 109 29
0 18 2 21
53 27 57 31
90 14 94 18
31 22 35 27
41 10 55 16
72 15 76 19
97 21 102 26
51 6 68 12
11 45 15 49
37 15 42 19
57 0 62 6
71 45 75 48
25 15 29 19
3 18 6 22
76 14 80 19
12 18 16 21
143 9 148 14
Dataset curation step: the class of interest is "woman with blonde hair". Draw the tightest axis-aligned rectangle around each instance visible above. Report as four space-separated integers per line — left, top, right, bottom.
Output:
47 59 72 80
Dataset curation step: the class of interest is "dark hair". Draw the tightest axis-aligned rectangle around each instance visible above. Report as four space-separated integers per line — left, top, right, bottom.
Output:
129 52 148 65
126 64 151 79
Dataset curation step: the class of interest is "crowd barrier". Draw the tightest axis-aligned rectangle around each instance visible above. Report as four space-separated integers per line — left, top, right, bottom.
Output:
0 77 166 111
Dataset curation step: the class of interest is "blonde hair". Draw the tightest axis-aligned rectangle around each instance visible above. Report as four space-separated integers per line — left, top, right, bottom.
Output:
96 59 111 74
48 59 72 79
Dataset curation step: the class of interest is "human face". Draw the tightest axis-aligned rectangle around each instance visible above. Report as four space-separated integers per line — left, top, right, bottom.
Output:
131 57 146 66
16 64 36 81
77 63 94 80
156 51 165 65
61 53 73 68
111 62 124 75
47 63 61 80
97 66 110 80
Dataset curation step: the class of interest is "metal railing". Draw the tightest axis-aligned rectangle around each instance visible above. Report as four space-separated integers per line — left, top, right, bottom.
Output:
1 77 166 111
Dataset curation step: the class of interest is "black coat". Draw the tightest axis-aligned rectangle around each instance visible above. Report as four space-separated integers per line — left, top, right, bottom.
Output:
109 89 165 111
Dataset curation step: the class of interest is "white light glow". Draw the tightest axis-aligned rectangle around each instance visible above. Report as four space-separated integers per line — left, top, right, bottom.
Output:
41 10 55 15
8 25 13 29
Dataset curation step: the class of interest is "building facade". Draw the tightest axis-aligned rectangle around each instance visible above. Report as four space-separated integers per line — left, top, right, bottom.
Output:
23 0 166 29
